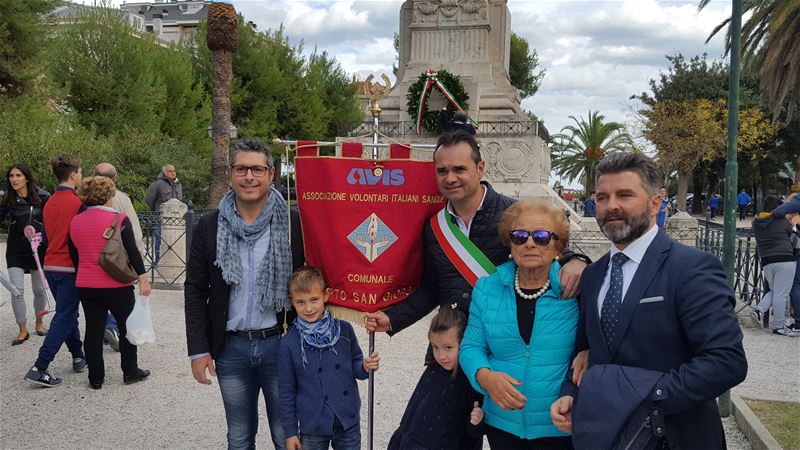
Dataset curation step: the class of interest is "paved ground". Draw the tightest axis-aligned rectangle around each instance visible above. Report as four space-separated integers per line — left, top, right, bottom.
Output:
2 250 796 448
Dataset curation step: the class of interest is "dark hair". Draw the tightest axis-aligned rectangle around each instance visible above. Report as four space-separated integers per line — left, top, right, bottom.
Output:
289 266 327 295
595 152 661 196
762 195 780 212
590 190 596 195
51 154 81 182
428 306 468 376
3 163 42 206
433 130 481 164
230 139 274 168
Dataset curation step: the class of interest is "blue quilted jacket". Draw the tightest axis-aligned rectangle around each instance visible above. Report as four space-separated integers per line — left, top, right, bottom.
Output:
460 260 578 439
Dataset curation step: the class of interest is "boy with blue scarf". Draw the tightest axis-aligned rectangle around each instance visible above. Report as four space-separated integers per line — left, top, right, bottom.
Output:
278 267 380 450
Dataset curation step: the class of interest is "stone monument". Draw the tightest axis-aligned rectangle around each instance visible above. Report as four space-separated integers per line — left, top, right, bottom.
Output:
349 0 595 232
153 198 189 286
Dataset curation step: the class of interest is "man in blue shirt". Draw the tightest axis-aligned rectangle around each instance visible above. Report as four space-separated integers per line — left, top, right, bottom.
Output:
709 193 720 220
584 191 597 217
737 188 752 220
185 139 305 450
656 186 670 228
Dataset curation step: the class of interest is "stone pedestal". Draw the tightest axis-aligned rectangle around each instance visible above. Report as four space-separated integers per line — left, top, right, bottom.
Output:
156 199 188 285
383 0 523 122
665 212 699 246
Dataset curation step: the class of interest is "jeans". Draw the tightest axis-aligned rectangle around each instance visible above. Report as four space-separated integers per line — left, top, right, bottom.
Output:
35 272 84 370
301 420 360 450
106 312 118 332
216 334 286 450
8 267 47 324
791 257 800 324
738 205 748 220
757 261 797 330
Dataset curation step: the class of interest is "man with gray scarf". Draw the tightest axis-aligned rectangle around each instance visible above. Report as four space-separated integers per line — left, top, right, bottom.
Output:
185 139 304 449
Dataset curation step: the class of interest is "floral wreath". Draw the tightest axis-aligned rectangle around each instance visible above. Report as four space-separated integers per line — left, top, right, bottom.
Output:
406 69 475 134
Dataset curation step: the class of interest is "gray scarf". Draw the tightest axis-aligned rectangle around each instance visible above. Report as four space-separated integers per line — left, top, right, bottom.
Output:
215 189 292 311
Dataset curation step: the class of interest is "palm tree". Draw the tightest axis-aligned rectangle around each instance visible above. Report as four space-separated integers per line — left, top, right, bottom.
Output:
551 111 634 193
206 2 239 207
698 0 800 121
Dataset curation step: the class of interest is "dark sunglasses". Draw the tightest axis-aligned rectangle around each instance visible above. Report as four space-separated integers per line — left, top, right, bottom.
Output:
509 230 558 246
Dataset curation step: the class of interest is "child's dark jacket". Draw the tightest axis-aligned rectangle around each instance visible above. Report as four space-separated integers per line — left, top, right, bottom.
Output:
388 364 484 450
278 319 368 438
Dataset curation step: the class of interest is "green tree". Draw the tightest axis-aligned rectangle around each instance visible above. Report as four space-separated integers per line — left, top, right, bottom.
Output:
698 0 800 121
305 49 363 139
48 6 165 135
551 111 634 193
509 32 545 99
0 0 60 95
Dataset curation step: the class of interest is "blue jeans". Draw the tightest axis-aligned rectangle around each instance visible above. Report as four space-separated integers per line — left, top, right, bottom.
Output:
216 335 286 450
301 420 361 450
106 312 118 332
35 272 84 370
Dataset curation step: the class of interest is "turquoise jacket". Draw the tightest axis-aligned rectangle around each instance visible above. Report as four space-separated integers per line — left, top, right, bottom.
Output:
460 260 578 439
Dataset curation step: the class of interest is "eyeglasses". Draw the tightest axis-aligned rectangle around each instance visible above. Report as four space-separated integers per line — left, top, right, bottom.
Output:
230 165 271 177
509 230 558 246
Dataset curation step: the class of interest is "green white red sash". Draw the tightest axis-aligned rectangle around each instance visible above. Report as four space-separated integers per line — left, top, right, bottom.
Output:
429 208 496 287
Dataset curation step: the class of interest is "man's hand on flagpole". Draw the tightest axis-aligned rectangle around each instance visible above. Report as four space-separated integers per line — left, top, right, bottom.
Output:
365 311 391 333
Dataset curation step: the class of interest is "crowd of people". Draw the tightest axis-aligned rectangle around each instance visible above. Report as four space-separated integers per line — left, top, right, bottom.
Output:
0 158 181 388
2 123 794 449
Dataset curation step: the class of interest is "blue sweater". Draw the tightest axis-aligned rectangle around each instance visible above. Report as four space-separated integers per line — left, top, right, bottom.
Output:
460 260 578 439
278 319 369 438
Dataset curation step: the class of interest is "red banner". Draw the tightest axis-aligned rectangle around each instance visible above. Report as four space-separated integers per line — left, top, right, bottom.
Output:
296 157 445 313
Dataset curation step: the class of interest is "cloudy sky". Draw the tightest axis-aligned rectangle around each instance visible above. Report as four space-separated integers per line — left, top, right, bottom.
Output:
229 0 731 138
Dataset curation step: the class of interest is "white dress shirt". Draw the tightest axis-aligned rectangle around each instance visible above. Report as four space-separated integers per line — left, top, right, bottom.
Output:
596 224 660 315
446 185 487 235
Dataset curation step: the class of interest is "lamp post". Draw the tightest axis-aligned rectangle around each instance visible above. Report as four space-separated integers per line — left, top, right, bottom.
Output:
720 0 742 418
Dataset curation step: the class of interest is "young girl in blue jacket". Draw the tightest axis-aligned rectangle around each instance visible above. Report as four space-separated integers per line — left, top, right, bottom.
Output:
388 305 485 450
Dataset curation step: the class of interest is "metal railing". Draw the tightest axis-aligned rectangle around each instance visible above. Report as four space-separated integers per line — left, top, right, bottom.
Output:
568 221 763 307
139 203 215 288
343 120 543 139
138 211 765 302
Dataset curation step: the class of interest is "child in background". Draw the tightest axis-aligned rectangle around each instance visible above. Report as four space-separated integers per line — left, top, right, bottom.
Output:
388 305 485 450
278 267 379 450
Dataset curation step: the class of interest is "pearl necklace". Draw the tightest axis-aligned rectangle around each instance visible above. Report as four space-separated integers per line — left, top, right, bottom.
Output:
514 269 549 301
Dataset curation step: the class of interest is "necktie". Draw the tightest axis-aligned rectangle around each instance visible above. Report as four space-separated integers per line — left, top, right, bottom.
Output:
601 252 630 349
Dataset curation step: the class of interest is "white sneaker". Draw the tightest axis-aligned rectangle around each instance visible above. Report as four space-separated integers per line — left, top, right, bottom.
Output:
772 327 799 337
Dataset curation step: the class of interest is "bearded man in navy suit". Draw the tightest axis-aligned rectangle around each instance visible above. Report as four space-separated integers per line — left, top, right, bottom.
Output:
551 153 747 449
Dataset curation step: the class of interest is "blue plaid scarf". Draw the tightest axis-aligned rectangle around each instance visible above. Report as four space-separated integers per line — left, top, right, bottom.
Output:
214 189 292 312
294 308 341 367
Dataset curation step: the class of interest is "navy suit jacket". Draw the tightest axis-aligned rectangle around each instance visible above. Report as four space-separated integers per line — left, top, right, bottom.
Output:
567 231 747 449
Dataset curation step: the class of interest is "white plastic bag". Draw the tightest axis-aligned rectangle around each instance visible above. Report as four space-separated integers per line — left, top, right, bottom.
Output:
126 295 155 345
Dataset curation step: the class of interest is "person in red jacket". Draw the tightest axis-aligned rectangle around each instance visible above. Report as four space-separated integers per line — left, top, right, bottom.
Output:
25 155 86 387
68 176 151 389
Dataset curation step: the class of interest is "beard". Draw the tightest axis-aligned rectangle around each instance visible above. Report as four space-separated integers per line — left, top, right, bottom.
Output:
598 208 652 245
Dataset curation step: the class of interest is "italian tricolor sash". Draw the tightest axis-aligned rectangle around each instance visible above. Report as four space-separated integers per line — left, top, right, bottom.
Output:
430 208 496 287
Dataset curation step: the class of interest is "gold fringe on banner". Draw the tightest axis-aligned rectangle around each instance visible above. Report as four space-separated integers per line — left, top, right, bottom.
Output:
328 305 370 327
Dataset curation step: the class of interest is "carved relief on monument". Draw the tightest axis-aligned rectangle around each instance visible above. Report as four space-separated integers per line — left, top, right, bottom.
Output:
412 0 440 23
482 140 535 182
411 0 488 24
459 0 488 22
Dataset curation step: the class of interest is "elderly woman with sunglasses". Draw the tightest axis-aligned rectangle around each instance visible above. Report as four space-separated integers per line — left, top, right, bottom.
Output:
460 200 581 450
